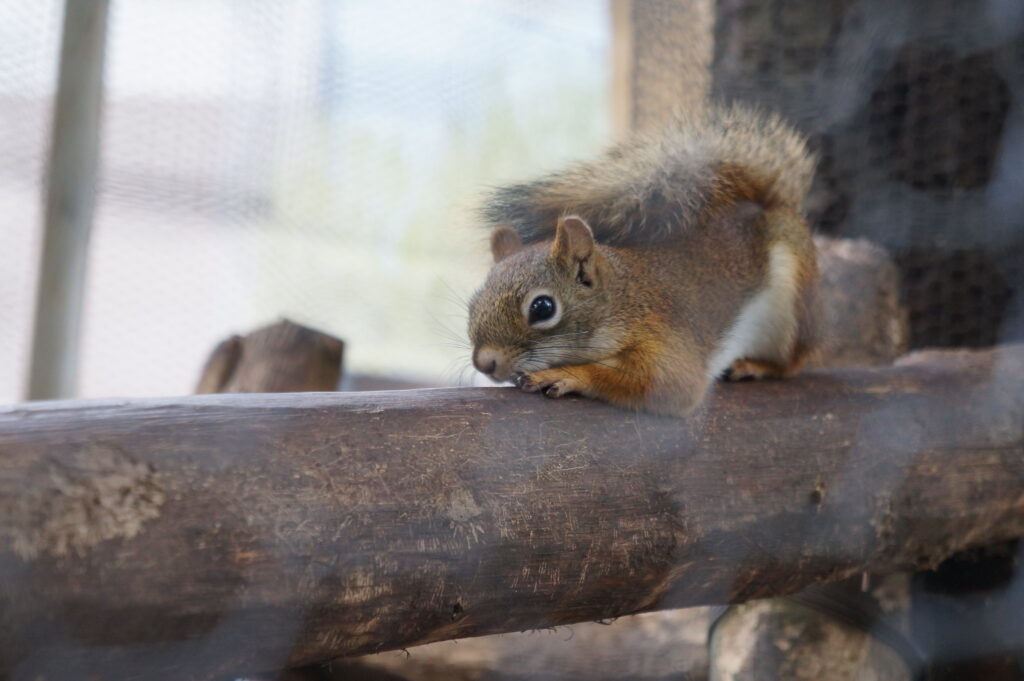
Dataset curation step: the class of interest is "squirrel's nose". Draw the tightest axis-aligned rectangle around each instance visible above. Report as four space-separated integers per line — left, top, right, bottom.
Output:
473 347 498 375
473 346 509 380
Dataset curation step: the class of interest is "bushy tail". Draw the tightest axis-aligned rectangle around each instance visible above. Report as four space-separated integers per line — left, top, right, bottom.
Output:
481 104 815 246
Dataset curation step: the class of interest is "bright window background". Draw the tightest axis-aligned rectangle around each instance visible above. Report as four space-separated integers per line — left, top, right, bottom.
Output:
0 0 610 401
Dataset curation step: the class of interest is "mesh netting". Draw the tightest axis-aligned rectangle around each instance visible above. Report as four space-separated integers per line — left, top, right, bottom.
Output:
4 0 1022 405
0 0 60 405
712 0 1024 348
0 0 609 401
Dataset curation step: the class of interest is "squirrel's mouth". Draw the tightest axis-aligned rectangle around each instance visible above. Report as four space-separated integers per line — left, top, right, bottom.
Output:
488 367 514 383
473 345 559 383
507 353 559 378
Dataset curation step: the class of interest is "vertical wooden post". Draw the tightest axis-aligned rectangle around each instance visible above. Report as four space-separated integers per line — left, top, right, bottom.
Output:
608 0 713 137
27 0 110 400
609 0 635 139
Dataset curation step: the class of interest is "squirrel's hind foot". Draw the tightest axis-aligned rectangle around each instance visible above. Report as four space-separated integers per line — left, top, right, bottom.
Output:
721 358 786 382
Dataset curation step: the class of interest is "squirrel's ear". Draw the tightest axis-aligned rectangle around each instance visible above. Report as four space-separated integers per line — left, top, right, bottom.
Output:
490 226 523 263
552 215 594 263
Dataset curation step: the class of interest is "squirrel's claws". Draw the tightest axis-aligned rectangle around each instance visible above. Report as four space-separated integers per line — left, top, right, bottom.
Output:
542 380 574 398
719 366 744 382
513 372 542 393
515 369 581 398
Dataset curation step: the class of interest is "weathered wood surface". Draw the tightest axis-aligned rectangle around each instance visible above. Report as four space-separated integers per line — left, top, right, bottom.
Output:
0 345 1022 680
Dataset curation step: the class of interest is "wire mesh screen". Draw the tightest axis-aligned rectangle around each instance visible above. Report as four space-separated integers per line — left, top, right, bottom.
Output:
0 0 609 402
5 0 1021 403
0 0 61 406
712 0 1024 349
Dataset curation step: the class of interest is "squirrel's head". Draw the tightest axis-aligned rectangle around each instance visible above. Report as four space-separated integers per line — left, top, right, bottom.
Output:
467 216 618 382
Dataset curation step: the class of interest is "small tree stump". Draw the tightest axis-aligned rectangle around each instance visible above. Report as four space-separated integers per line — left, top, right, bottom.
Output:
195 319 343 394
710 596 913 681
813 237 909 368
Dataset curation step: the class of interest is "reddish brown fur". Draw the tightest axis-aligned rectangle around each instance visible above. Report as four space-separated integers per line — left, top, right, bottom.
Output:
708 164 820 379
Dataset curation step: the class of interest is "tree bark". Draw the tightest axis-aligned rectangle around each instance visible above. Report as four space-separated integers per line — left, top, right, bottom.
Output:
0 345 1021 681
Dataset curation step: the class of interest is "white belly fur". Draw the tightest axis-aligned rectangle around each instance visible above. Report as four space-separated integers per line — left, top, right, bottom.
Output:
707 244 800 379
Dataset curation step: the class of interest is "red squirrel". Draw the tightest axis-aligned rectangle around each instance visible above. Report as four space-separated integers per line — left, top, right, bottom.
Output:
467 104 819 416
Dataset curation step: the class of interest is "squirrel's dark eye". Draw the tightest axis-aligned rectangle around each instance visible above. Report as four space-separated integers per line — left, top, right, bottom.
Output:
528 295 556 324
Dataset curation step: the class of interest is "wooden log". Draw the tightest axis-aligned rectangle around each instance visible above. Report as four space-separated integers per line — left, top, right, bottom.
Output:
0 345 1021 681
195 319 344 394
609 0 713 135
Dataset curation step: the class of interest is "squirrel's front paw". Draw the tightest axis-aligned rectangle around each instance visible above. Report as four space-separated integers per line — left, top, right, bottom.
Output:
514 369 583 398
512 372 542 393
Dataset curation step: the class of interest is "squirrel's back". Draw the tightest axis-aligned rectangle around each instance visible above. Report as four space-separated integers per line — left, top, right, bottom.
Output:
482 104 814 246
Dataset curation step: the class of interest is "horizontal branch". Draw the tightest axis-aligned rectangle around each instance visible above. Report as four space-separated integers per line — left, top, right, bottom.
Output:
1 345 1022 680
